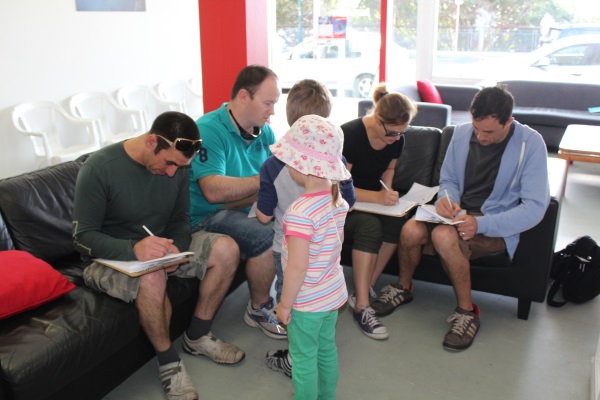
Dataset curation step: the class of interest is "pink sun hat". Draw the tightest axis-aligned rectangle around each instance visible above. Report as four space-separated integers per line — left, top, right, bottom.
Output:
270 114 351 181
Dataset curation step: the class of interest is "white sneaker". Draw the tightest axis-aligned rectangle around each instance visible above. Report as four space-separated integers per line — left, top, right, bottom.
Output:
243 297 287 340
158 361 198 400
183 331 245 364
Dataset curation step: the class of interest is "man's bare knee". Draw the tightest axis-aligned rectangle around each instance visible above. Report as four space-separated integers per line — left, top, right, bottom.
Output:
207 236 240 271
431 225 459 253
401 219 428 247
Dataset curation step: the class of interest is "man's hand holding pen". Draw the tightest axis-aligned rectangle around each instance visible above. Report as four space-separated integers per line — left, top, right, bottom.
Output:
436 191 478 240
135 225 180 264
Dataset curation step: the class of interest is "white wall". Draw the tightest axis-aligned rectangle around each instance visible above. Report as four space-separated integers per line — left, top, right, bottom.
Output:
0 0 201 179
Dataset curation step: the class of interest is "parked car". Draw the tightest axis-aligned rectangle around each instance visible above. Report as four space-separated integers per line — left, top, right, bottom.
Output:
487 34 600 83
273 32 406 98
539 23 600 46
524 34 600 80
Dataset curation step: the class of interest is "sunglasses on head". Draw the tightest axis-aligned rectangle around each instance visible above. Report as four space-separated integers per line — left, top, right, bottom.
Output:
380 120 410 137
154 134 202 153
229 109 262 140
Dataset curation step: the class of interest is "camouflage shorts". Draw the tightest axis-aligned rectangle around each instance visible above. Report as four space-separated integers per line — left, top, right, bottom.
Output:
83 230 224 303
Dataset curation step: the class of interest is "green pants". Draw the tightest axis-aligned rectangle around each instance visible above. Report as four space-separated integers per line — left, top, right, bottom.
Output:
288 309 339 400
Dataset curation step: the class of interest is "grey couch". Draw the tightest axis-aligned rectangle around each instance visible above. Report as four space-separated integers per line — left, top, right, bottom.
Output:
500 80 600 152
358 83 481 129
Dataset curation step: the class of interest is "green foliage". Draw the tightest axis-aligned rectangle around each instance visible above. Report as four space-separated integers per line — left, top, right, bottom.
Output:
276 0 589 52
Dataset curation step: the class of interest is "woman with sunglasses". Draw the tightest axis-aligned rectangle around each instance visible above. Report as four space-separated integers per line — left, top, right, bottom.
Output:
340 83 417 340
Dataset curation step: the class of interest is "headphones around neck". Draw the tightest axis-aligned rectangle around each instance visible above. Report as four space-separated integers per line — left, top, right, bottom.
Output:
228 109 262 140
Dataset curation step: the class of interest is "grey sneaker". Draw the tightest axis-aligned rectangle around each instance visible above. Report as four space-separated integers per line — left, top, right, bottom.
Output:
158 361 198 400
183 331 245 364
443 305 481 351
350 296 389 340
244 297 287 340
265 349 292 378
371 282 413 316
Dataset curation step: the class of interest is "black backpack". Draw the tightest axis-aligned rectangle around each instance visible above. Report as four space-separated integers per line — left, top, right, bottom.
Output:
547 236 600 307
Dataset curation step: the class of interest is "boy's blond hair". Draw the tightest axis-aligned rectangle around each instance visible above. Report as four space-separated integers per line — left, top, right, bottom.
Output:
286 79 333 126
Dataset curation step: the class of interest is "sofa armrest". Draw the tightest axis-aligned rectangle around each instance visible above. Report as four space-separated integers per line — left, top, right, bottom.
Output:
435 84 481 111
358 100 451 130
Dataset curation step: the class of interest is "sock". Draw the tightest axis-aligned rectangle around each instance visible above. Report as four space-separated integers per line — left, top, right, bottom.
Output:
156 344 179 366
186 316 212 340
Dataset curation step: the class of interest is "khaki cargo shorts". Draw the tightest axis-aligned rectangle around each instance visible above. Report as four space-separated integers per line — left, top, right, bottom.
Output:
83 230 223 303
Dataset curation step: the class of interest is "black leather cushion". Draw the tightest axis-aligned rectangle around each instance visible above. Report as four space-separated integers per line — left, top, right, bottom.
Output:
393 126 442 193
0 286 140 400
0 159 84 262
0 211 14 251
432 125 455 186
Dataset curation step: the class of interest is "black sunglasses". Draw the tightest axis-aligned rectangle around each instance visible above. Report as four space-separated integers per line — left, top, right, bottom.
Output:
229 109 262 140
154 134 202 153
380 120 410 137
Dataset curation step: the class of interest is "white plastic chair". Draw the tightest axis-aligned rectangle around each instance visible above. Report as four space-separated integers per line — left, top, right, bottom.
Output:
0 127 44 178
116 85 184 130
157 79 204 120
69 92 145 147
12 101 101 167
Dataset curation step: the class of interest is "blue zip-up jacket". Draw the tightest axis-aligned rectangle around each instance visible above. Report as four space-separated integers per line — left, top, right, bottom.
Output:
437 121 550 258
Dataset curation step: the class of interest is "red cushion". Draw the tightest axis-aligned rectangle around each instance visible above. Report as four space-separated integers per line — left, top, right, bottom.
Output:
416 79 443 104
0 250 76 319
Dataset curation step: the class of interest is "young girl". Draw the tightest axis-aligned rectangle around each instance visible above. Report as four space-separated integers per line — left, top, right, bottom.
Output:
271 114 351 399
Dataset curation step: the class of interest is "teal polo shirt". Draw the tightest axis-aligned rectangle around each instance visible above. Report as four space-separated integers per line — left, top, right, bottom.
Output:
189 103 275 227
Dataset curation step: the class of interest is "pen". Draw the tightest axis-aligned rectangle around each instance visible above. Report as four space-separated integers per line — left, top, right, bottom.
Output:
379 180 391 192
444 189 452 209
142 225 172 254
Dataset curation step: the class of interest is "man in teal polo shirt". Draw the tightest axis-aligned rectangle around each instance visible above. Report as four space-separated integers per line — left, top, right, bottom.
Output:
190 65 286 340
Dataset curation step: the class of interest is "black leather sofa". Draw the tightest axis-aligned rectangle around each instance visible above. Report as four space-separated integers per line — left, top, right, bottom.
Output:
0 156 244 400
341 125 568 320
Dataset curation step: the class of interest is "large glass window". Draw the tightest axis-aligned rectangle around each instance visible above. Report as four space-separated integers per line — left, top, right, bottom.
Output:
434 0 600 83
271 0 381 98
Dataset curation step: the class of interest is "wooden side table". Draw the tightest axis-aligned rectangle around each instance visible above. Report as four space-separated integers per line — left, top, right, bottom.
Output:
558 124 600 164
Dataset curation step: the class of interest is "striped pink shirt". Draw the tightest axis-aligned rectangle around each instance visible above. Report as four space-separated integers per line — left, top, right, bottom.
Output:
282 190 349 312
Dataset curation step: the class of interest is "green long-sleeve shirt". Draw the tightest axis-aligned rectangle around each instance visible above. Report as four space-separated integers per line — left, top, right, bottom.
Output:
72 143 191 263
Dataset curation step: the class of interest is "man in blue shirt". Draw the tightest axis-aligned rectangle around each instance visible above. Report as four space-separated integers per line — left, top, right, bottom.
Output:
190 65 286 340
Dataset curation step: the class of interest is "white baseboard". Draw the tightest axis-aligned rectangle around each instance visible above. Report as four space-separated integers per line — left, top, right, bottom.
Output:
592 334 600 400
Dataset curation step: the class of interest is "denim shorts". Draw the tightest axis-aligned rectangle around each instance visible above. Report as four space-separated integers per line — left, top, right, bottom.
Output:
193 210 274 259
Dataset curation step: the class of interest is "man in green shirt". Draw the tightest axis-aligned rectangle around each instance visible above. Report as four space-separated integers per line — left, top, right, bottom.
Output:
73 111 243 400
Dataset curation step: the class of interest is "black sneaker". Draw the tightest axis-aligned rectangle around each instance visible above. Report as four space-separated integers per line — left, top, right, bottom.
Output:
371 282 413 316
443 304 481 351
265 349 292 378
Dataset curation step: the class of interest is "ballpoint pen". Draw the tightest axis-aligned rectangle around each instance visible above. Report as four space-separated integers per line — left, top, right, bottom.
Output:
142 225 172 254
379 180 391 191
444 189 452 209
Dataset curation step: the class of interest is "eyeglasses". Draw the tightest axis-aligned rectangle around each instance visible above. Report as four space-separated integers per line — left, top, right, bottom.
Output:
380 120 410 137
154 134 202 153
229 109 262 140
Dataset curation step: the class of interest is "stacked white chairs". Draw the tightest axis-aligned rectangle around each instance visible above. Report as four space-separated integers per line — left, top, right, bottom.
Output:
12 101 100 167
117 84 183 130
69 92 145 147
0 127 44 179
157 79 204 120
